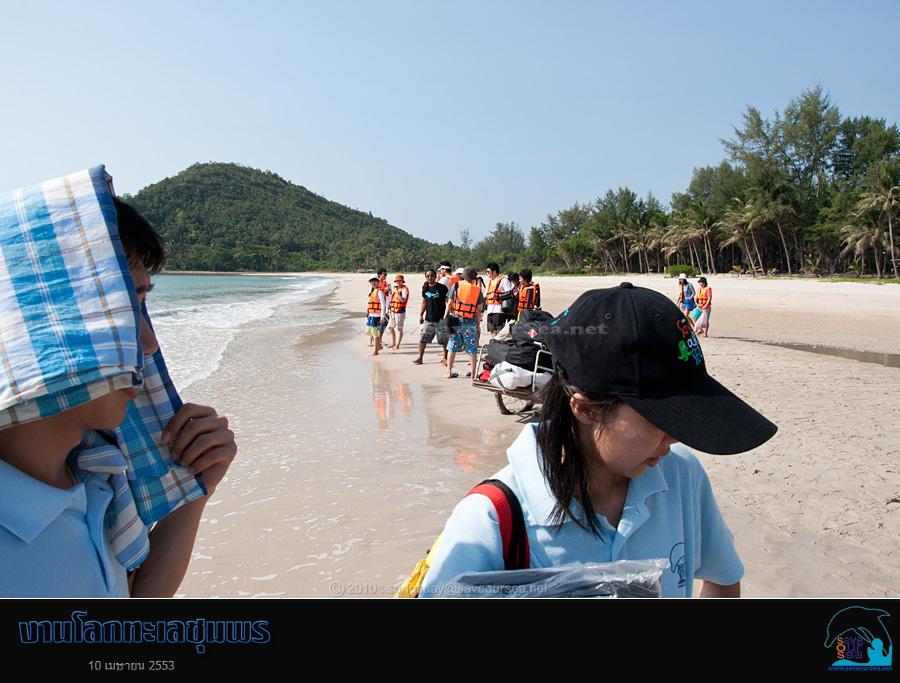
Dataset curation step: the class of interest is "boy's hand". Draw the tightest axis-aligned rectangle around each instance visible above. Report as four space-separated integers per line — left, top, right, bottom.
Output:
162 403 237 495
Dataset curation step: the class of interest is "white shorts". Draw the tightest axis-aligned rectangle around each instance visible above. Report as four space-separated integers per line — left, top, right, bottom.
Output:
387 311 406 329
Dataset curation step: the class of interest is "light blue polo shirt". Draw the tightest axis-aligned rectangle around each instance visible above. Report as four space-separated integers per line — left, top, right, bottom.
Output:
0 458 129 597
420 423 743 598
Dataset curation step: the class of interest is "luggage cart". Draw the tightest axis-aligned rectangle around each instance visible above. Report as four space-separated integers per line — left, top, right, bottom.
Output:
472 342 554 415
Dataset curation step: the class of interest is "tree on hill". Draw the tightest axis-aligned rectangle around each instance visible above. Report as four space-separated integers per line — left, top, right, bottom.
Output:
124 162 434 272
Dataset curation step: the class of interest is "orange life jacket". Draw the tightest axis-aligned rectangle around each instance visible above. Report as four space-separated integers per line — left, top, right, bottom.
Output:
450 280 481 319
448 274 461 289
695 285 712 310
367 289 383 316
485 275 505 305
517 282 540 313
389 285 409 313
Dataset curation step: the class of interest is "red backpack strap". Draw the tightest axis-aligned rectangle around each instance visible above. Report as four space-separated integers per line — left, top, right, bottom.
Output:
466 479 530 570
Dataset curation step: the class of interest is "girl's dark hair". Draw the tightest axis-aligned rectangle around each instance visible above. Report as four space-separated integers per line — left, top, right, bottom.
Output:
425 268 437 277
114 198 166 274
535 370 622 538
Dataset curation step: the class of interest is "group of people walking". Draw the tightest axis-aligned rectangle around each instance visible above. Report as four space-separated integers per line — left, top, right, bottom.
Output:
675 272 713 337
365 261 541 378
1 164 772 603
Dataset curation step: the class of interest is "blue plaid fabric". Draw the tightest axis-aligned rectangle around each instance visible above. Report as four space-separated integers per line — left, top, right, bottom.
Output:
0 166 205 571
79 308 207 524
0 166 140 424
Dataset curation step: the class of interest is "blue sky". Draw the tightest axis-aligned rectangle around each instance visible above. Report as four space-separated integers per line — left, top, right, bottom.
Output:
2 1 898 244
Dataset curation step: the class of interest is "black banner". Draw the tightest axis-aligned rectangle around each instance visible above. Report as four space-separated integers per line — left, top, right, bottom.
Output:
2 599 896 674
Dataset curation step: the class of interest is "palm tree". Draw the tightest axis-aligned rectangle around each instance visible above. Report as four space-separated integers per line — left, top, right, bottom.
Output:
646 223 667 273
590 236 618 273
744 199 769 275
628 227 654 273
716 199 757 274
612 223 633 273
854 160 900 279
660 223 688 267
840 220 884 278
750 190 797 274
679 200 719 274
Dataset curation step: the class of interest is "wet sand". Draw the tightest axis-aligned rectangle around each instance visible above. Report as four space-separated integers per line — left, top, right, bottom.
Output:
178 273 900 598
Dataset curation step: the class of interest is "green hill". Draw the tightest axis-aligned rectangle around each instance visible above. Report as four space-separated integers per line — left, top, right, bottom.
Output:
123 162 445 272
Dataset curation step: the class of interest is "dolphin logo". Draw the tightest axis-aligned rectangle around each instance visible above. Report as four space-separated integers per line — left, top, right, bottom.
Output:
668 543 686 588
825 606 893 663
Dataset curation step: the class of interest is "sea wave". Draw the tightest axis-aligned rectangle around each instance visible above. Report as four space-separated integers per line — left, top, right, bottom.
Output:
151 276 335 392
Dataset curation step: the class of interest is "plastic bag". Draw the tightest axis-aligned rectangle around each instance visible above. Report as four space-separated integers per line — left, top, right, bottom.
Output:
440 559 669 598
488 361 552 391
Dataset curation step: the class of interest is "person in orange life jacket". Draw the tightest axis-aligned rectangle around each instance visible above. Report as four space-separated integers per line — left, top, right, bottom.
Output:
366 277 388 356
414 269 450 366
419 284 778 598
387 275 410 350
691 277 712 337
447 267 463 290
366 268 388 347
516 268 541 319
484 262 513 337
444 267 484 379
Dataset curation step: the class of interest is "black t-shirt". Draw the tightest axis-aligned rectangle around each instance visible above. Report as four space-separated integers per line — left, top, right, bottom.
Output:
421 282 449 322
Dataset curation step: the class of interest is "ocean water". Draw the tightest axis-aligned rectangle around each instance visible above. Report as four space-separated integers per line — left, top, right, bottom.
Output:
147 274 336 391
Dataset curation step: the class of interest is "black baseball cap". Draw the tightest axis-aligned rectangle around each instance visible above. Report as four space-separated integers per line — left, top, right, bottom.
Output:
541 283 777 455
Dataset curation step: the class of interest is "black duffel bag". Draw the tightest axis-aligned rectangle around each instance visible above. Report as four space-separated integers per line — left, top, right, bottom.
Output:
486 337 540 371
485 309 554 371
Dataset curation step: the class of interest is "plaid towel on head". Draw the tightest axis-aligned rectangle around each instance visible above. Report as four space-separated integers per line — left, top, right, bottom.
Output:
0 166 140 424
0 166 205 571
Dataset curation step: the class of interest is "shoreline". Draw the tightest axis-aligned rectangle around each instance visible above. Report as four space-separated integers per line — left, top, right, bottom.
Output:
175 272 899 597
177 278 522 597
159 268 900 285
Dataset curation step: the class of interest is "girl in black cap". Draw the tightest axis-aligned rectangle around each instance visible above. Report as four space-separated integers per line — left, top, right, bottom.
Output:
417 284 776 598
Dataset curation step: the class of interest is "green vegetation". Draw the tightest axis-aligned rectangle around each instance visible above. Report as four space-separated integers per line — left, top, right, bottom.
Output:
823 278 900 285
123 162 464 272
125 87 899 278
665 264 700 278
524 86 899 279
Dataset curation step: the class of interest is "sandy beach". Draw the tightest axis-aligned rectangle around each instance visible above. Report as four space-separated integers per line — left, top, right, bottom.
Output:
177 273 900 598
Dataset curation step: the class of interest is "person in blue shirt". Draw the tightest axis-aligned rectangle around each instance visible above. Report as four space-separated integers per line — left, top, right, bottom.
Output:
0 199 237 597
420 283 778 598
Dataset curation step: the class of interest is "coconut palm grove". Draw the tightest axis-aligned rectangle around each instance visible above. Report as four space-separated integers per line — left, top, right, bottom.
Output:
128 86 898 280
